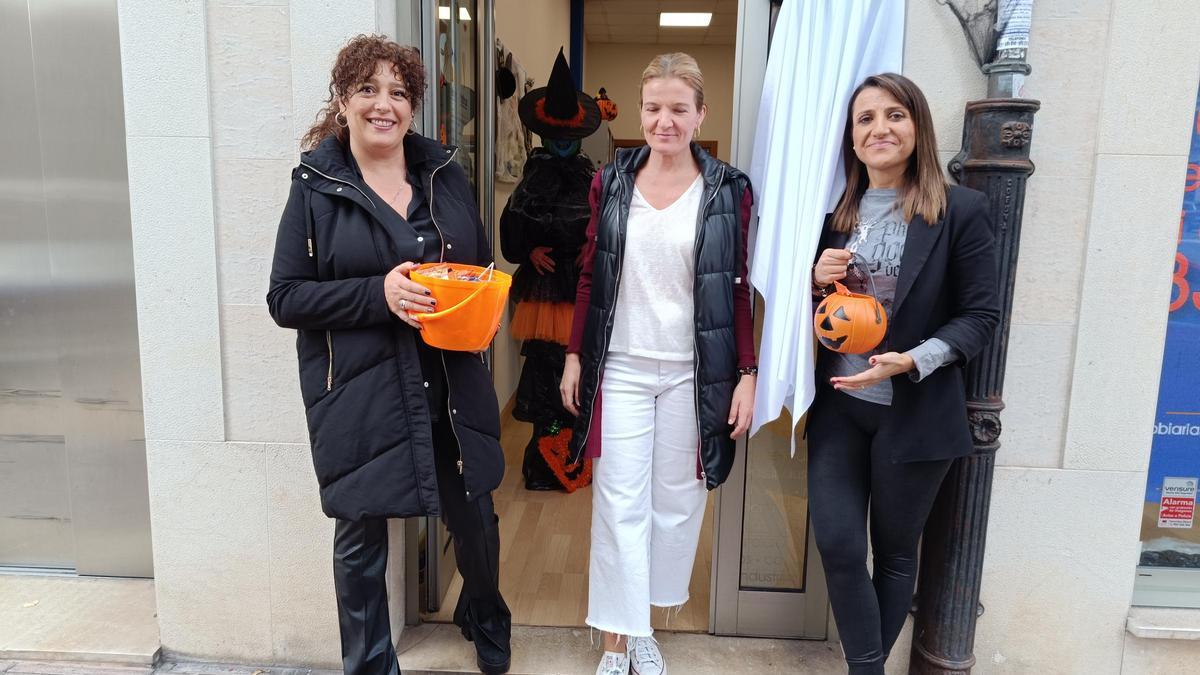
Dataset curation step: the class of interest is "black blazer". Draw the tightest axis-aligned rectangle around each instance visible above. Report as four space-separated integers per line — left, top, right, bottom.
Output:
813 185 1000 463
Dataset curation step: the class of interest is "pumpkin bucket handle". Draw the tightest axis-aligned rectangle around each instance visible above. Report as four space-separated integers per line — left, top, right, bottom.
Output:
844 253 885 324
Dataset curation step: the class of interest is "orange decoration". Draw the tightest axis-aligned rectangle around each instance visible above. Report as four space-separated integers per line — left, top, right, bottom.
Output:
595 89 618 121
537 429 592 493
509 301 573 345
534 98 586 128
814 281 888 354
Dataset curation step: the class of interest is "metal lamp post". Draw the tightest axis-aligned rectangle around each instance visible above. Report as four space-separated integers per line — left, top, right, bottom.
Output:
909 2 1040 672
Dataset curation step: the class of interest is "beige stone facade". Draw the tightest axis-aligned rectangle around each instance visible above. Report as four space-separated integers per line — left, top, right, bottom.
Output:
115 0 1200 672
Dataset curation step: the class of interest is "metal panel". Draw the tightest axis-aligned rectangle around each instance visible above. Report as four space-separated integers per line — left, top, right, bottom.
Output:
28 0 152 577
477 0 495 247
476 0 494 378
0 0 73 570
0 0 151 577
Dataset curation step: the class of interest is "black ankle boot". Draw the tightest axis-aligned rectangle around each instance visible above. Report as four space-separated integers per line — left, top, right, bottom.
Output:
451 514 512 674
458 605 511 674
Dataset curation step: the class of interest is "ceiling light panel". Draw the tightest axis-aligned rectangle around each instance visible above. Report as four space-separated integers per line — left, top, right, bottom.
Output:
659 12 712 28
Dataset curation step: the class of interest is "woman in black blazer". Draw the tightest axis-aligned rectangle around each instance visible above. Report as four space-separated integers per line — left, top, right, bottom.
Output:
807 73 999 674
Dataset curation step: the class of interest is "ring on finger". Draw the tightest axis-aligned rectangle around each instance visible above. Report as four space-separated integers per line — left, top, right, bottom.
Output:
399 298 407 310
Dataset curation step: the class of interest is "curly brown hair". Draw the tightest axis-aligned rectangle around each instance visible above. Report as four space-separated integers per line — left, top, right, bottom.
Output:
301 34 427 150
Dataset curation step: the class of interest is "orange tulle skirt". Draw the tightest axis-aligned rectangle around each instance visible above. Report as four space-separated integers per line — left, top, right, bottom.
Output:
510 301 573 345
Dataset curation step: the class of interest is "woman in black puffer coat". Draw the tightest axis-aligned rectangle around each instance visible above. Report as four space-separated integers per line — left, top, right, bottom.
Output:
267 35 509 675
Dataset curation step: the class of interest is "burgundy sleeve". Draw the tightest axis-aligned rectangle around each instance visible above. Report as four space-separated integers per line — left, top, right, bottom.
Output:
734 184 757 369
567 171 605 354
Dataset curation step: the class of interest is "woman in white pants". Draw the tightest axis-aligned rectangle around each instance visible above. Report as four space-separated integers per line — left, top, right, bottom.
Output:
560 53 757 675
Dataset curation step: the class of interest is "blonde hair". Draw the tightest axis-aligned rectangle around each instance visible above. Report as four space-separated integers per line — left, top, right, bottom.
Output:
640 52 705 109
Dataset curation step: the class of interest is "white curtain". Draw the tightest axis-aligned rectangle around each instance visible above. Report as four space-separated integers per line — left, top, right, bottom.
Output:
749 0 906 443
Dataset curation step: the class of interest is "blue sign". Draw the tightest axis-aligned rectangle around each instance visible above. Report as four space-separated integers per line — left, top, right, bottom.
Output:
1143 84 1200 550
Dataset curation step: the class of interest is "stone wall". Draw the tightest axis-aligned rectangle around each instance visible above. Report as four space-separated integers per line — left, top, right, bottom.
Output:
119 0 391 666
118 0 1200 670
900 0 1200 671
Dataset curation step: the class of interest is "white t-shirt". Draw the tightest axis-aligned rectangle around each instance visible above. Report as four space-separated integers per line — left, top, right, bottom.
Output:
608 174 704 361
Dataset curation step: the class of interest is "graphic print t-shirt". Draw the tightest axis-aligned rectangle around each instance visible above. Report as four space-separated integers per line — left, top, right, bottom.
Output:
821 188 906 405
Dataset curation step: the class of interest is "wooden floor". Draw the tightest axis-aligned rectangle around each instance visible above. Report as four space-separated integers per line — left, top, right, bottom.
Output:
423 412 713 632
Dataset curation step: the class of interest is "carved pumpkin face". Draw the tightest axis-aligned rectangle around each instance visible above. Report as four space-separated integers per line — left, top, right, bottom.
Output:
596 88 618 121
814 282 888 354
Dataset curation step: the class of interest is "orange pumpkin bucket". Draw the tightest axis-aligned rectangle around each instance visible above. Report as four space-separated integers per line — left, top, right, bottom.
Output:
814 279 888 354
410 263 512 352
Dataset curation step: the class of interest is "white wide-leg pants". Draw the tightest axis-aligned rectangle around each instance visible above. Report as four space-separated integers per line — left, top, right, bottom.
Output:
586 353 708 637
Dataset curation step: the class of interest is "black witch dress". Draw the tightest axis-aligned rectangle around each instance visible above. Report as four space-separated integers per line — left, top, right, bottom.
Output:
499 147 595 491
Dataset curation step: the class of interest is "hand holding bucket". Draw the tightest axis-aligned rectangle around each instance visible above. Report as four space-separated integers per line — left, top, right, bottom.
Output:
409 262 512 352
814 254 888 354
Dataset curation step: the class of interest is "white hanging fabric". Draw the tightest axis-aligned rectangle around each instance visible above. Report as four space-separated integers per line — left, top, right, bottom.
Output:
748 0 906 445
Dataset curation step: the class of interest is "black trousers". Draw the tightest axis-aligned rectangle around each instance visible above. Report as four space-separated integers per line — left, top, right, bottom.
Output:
806 386 952 675
333 413 511 675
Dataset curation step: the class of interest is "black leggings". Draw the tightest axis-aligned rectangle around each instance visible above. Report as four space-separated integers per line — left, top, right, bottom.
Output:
332 412 510 675
806 387 952 675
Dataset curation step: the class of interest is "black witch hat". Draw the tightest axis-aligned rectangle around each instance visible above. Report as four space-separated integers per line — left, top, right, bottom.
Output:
518 48 601 140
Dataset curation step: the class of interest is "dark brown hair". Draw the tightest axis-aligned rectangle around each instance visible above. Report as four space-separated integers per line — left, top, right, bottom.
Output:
830 73 947 233
301 34 427 150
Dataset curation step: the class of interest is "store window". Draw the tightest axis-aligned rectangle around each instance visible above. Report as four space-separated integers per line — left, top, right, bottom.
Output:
1134 80 1200 609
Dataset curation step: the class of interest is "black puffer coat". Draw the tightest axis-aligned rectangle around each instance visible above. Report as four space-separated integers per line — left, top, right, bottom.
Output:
267 134 503 521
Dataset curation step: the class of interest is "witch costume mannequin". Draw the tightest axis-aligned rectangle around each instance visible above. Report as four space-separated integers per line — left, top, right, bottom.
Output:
500 48 600 491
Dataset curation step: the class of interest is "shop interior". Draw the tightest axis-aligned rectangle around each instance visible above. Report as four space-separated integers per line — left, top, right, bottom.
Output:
421 0 741 633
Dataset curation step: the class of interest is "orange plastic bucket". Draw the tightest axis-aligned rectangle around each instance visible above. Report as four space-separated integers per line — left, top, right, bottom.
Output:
409 263 512 352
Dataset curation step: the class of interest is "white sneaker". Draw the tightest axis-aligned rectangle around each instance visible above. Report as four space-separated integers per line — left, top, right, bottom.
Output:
627 635 665 675
595 650 630 675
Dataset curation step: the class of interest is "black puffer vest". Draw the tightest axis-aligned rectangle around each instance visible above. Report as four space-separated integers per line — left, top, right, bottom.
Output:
568 143 751 490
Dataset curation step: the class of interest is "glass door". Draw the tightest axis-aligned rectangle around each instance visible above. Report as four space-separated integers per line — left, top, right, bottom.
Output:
407 0 496 616
712 319 828 638
711 0 828 638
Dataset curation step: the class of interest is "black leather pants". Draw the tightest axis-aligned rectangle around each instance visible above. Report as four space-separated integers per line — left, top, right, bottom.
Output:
333 414 511 675
333 517 399 675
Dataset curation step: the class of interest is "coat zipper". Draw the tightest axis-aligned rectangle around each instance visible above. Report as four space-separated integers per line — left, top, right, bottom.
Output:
576 175 627 453
426 148 458 263
426 148 467 481
325 330 334 391
440 353 466 480
693 166 725 482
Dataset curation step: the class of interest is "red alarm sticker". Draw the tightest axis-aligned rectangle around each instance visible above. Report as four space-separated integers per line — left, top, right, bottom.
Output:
1159 477 1198 529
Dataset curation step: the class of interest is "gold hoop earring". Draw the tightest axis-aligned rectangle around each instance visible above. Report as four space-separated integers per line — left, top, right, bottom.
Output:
335 111 348 128
693 126 701 140
406 127 416 136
